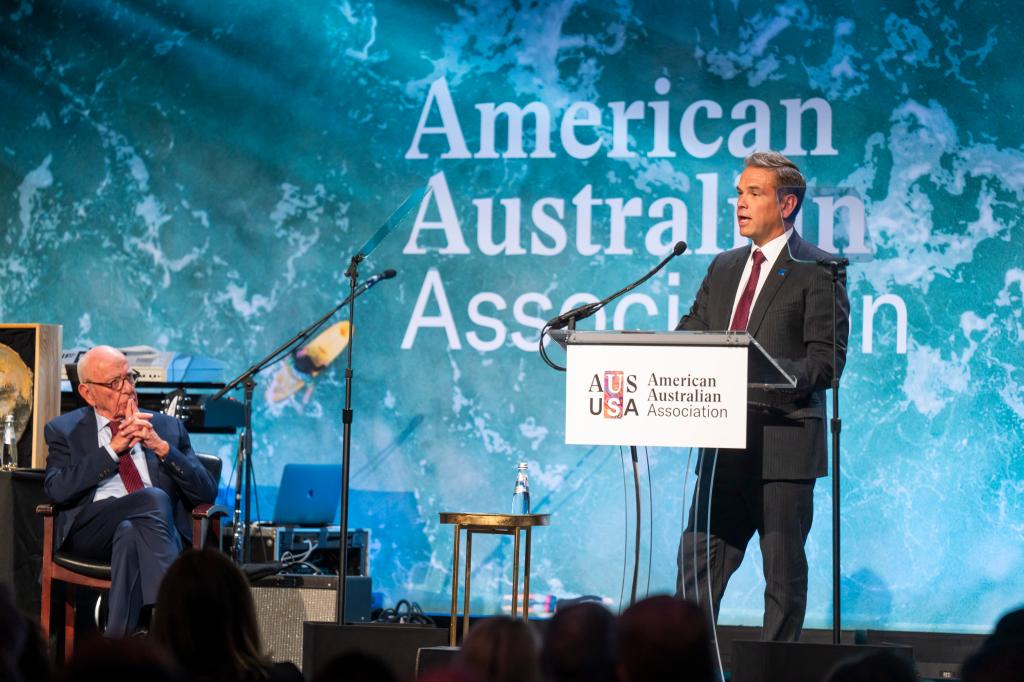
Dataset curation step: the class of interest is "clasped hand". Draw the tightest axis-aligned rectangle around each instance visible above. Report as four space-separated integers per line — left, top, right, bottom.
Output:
110 400 171 459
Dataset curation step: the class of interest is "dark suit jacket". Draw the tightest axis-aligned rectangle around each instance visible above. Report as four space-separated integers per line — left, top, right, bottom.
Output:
677 231 850 479
43 407 217 549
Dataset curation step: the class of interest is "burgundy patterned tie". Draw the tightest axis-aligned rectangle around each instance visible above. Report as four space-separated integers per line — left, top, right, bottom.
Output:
108 420 145 494
729 249 767 331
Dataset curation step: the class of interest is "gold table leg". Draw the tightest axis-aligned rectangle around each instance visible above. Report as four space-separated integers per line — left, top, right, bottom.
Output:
511 527 521 618
463 531 473 642
523 527 532 622
449 524 460 646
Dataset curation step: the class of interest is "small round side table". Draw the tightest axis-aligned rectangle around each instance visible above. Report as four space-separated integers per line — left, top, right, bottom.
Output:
439 512 550 646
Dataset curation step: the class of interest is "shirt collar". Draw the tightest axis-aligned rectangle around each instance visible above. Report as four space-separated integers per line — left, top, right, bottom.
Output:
95 411 112 432
752 227 793 266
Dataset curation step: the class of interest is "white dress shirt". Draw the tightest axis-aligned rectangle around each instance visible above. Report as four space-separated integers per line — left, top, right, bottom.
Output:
93 413 154 502
728 228 794 325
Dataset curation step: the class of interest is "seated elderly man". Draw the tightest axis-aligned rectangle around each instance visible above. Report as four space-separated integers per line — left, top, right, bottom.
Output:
43 345 216 636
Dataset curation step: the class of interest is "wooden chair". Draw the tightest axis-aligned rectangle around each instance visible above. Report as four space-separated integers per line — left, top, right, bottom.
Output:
37 452 227 660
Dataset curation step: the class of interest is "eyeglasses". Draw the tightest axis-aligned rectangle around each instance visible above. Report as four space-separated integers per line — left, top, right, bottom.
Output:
82 370 141 392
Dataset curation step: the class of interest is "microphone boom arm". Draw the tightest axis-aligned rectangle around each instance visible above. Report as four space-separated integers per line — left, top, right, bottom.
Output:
539 241 687 371
545 241 687 331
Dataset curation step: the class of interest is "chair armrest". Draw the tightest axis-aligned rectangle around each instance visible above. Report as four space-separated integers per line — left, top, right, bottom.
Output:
192 503 229 520
36 504 55 516
191 503 229 551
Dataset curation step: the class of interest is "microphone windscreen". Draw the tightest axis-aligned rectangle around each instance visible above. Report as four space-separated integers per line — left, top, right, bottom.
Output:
673 241 688 256
382 269 398 279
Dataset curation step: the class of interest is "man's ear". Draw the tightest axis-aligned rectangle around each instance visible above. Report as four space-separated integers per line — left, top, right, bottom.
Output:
77 383 92 405
780 192 798 220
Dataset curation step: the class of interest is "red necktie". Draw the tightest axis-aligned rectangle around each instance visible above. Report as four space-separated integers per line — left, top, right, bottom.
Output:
729 249 767 331
108 420 146 494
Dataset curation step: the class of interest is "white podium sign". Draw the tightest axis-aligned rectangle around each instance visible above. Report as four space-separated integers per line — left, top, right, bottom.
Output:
564 343 748 448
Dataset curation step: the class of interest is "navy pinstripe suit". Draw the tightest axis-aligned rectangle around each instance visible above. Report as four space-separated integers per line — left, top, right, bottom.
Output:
675 231 850 641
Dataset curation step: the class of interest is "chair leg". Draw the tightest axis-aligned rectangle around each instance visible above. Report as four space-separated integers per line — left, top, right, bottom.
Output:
39 567 52 643
64 583 76 662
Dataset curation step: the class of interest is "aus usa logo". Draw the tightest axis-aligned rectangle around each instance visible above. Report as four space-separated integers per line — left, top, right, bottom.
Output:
589 371 638 419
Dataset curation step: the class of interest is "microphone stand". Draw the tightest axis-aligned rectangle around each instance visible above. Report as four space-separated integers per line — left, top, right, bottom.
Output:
828 260 845 644
794 253 848 643
336 255 360 625
210 274 388 568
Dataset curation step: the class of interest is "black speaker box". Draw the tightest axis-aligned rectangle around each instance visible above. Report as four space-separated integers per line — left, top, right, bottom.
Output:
251 574 372 671
303 623 449 682
730 640 914 682
416 646 460 680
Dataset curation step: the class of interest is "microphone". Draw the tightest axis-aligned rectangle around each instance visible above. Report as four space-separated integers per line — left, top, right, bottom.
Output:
546 241 687 331
816 257 850 267
357 268 397 292
783 243 849 270
546 301 602 332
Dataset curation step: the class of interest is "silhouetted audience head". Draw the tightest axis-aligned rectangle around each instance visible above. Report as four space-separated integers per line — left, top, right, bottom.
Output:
312 650 397 682
824 650 916 682
962 645 1024 682
455 616 540 682
541 600 616 682
0 582 50 682
988 607 1024 648
59 637 183 682
615 595 713 682
962 606 1024 682
150 548 301 682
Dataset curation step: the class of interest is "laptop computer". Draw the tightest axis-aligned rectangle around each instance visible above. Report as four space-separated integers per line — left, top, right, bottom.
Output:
268 463 342 527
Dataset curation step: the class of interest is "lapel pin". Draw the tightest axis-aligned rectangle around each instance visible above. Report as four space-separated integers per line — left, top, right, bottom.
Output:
778 268 787 276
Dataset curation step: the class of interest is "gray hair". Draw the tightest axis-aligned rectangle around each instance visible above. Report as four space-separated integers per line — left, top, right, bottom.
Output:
745 151 806 221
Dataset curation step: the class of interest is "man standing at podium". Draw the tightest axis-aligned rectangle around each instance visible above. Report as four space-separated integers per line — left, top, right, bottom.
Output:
43 345 216 636
675 151 850 641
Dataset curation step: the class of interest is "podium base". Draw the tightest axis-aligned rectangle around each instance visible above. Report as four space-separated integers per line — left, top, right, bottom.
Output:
416 646 460 680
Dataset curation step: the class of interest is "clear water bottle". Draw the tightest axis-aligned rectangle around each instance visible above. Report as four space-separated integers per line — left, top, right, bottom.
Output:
1 414 16 471
511 462 530 514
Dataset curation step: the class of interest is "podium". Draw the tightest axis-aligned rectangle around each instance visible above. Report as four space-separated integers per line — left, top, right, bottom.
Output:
556 330 795 671
557 330 795 448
